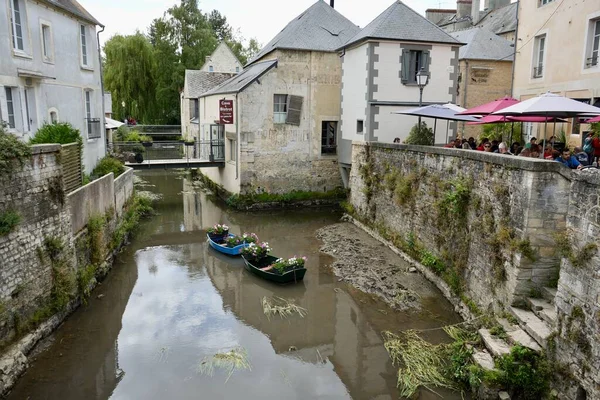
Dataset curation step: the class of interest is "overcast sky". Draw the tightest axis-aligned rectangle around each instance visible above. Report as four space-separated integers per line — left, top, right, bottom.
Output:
81 0 468 47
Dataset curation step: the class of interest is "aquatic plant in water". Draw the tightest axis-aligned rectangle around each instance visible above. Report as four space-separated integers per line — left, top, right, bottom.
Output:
262 296 307 320
198 347 251 382
382 330 454 397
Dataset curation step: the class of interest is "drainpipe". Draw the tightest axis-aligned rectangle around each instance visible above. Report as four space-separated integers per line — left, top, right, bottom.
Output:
235 93 239 181
462 60 469 136
97 25 106 153
510 2 520 97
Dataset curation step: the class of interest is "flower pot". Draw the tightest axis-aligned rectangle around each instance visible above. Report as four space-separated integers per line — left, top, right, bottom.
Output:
142 141 153 147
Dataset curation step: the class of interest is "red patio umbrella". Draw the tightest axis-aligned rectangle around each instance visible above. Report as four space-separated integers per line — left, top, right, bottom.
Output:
459 97 519 116
587 115 600 123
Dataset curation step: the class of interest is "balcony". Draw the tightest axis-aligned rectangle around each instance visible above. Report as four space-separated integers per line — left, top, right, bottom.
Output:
86 118 102 139
533 65 544 78
586 56 598 68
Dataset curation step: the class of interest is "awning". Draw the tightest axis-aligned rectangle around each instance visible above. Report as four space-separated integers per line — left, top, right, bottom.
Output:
17 68 55 80
105 117 124 129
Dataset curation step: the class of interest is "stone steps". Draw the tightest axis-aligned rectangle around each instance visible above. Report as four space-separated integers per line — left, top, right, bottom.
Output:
498 318 542 352
526 297 557 326
478 328 512 357
542 287 557 304
472 349 496 371
509 306 553 348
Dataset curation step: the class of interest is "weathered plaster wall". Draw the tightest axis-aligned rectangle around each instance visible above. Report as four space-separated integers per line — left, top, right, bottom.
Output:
68 173 115 234
349 142 570 310
113 167 134 218
0 145 71 344
552 170 600 400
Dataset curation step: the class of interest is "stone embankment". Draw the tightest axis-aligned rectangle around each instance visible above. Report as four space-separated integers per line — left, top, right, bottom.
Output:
0 145 141 395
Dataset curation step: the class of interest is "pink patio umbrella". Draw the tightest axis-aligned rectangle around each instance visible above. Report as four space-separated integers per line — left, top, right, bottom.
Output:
467 115 567 125
586 115 600 123
459 97 520 116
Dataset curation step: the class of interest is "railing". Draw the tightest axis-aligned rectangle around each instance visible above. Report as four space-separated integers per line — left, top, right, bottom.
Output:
128 125 182 135
87 118 102 139
109 140 225 164
586 56 598 68
533 65 544 78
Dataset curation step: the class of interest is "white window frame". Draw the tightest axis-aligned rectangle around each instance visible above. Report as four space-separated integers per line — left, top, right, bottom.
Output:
273 94 288 124
85 90 92 136
5 87 17 129
79 24 92 69
533 34 546 79
228 139 237 163
40 19 54 63
585 18 600 69
48 107 59 123
8 0 31 57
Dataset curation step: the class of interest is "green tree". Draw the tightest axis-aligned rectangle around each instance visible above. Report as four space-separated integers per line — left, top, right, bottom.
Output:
404 122 434 146
207 10 232 41
103 33 156 123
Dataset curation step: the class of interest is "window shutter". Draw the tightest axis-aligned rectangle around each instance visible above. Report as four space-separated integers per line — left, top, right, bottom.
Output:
286 95 303 126
189 99 195 119
401 49 410 83
420 51 431 73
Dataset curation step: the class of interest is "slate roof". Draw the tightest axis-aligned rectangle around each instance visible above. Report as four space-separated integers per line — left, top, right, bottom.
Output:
475 2 518 35
341 1 461 50
248 1 360 65
43 0 102 26
201 60 278 97
183 71 236 99
450 28 514 61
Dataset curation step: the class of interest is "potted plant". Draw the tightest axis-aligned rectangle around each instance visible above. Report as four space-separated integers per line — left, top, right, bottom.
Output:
241 233 259 244
269 256 307 275
141 135 153 147
241 242 272 261
183 135 196 146
225 235 243 248
207 223 229 241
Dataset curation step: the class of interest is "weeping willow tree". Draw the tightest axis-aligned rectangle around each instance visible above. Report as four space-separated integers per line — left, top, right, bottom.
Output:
103 33 156 123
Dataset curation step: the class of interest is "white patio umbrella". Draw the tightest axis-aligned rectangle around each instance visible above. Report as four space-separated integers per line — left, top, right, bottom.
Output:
493 93 600 157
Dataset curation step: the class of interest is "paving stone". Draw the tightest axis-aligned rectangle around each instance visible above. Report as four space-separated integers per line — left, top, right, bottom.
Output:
479 328 511 357
473 350 496 371
509 307 552 348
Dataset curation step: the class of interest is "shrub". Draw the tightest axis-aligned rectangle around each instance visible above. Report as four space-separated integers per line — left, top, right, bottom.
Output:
404 122 434 146
92 157 125 179
0 125 31 175
0 210 21 236
123 130 152 143
30 123 82 146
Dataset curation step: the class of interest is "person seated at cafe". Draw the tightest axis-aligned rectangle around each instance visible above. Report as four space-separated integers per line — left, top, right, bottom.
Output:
574 146 589 166
511 142 521 155
551 149 561 160
477 138 490 151
483 142 493 152
454 138 463 149
496 142 512 155
525 137 537 149
468 137 477 150
490 140 499 153
543 143 554 159
519 148 532 157
462 142 471 150
556 149 583 169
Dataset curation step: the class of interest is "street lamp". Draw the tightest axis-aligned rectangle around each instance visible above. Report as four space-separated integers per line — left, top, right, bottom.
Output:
416 68 430 144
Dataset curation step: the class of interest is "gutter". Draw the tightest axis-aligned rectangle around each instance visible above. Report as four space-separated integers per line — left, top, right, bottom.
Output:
97 25 106 151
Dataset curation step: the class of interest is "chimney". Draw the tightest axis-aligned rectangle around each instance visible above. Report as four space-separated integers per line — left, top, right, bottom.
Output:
330 0 334 8
472 0 480 24
456 0 472 19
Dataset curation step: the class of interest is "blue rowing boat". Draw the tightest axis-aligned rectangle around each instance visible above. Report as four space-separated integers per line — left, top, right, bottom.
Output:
207 233 249 256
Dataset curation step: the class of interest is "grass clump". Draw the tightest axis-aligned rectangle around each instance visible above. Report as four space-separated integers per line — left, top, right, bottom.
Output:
554 231 598 268
30 122 82 146
110 193 154 250
262 296 307 320
0 125 31 175
198 347 252 382
0 210 21 236
92 156 125 179
87 214 106 264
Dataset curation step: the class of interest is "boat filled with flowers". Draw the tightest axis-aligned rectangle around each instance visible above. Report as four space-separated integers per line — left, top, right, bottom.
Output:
241 243 307 283
207 231 259 256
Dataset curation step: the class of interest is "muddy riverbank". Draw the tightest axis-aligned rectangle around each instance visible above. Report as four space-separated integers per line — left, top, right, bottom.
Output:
317 222 451 312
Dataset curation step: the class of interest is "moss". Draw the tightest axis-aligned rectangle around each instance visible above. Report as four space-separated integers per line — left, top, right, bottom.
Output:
510 238 537 262
0 210 21 236
87 215 106 265
110 193 154 251
553 231 597 268
394 172 420 207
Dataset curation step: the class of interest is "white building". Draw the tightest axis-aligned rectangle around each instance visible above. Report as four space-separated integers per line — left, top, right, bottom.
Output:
338 1 462 173
0 0 105 173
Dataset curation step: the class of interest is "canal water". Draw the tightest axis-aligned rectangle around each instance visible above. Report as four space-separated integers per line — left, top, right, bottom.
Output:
8 171 462 400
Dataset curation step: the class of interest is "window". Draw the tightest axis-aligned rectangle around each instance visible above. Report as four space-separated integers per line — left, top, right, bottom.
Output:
357 120 364 134
41 23 53 62
80 25 88 66
236 66 240 73
229 139 237 162
50 110 58 123
321 121 337 155
539 0 555 6
586 20 600 68
533 35 546 78
401 49 430 85
273 94 287 123
5 88 16 129
189 99 199 120
9 0 24 51
85 91 92 134
208 65 214 72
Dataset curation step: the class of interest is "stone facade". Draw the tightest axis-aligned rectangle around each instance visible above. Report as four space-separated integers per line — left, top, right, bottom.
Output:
200 42 243 74
457 60 513 139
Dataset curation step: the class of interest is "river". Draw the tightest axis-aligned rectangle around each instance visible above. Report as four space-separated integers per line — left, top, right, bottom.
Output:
7 171 462 400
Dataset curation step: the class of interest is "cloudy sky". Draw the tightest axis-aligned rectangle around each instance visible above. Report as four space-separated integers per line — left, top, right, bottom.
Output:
81 0 468 47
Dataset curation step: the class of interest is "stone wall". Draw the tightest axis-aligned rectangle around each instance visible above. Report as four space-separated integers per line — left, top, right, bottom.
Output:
349 142 571 311
114 168 134 217
553 170 600 399
0 145 71 344
68 173 115 234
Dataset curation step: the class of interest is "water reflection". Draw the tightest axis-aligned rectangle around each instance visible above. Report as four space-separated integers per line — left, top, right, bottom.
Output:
7 171 462 400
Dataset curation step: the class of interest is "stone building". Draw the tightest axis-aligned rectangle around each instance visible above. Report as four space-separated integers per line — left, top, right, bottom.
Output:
196 0 360 195
181 43 241 139
0 0 105 172
337 0 461 181
451 28 514 138
513 0 600 145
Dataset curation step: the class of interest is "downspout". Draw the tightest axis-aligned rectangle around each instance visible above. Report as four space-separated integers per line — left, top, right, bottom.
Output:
97 25 106 152
235 93 239 181
462 60 469 135
510 1 520 97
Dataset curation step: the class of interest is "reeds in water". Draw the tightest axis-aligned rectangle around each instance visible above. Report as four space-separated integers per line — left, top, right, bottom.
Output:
198 347 252 382
261 296 307 320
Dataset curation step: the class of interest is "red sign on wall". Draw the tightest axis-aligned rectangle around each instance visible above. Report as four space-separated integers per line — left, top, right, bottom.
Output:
219 100 234 124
